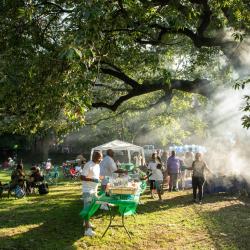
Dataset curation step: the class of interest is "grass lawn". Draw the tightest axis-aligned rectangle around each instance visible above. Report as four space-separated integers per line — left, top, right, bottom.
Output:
0 169 250 250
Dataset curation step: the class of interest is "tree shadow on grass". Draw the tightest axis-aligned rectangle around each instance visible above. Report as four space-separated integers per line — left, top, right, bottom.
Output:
0 201 83 249
137 190 246 214
0 196 85 249
196 197 250 249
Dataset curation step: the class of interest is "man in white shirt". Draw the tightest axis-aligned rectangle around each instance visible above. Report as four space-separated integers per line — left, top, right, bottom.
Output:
80 151 102 237
100 149 117 191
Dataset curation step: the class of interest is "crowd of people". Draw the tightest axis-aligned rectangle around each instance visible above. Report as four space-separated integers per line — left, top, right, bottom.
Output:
0 162 47 198
78 148 212 236
146 150 212 204
0 148 212 237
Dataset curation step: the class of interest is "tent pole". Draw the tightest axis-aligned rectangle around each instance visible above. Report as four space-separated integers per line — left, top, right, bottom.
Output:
128 150 131 163
141 149 145 166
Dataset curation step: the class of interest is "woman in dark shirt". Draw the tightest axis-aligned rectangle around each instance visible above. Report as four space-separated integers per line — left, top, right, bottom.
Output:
26 166 44 194
10 164 26 187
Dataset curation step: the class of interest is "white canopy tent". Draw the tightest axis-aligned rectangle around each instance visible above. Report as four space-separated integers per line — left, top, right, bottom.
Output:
90 140 145 165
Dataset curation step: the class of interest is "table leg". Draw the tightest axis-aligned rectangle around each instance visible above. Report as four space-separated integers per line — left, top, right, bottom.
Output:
101 205 132 239
121 208 131 239
101 204 113 238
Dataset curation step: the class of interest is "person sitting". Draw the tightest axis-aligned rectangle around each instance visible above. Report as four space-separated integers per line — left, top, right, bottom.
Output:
8 157 15 168
75 159 86 173
26 166 44 194
10 163 25 188
9 163 26 196
69 164 76 174
2 160 9 169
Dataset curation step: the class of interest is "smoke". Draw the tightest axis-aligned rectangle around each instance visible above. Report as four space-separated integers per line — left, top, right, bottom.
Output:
203 85 250 187
61 30 250 190
220 29 250 78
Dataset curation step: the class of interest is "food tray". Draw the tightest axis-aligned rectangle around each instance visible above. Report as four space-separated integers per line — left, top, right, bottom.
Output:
109 187 137 195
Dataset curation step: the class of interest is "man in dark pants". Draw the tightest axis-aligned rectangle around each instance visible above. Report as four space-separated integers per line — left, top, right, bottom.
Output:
187 152 211 204
192 176 205 203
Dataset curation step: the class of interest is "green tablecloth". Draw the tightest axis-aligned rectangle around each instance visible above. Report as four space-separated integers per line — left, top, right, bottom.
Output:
80 180 146 220
79 194 138 220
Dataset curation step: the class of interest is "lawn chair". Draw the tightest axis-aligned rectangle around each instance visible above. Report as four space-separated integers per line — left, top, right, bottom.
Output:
8 182 26 199
44 166 59 185
0 183 12 198
69 167 80 180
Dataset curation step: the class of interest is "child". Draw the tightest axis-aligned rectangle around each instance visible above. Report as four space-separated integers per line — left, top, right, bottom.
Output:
147 153 158 198
154 163 164 201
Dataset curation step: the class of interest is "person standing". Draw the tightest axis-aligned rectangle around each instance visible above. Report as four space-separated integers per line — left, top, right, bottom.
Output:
155 163 164 201
186 152 211 204
161 151 169 189
45 159 52 173
167 151 181 191
80 151 102 236
184 151 194 178
100 149 117 191
179 157 186 190
147 153 158 198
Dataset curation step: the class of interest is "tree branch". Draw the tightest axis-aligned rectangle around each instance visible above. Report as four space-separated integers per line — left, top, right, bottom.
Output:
151 23 221 48
87 92 173 125
92 77 211 111
197 0 212 36
139 0 171 7
92 91 138 111
100 64 140 89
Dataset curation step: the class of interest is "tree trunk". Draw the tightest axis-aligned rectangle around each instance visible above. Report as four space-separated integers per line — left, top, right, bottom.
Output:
30 134 51 161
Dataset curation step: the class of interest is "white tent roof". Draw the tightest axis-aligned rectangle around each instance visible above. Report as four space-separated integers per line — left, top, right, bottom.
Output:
90 140 145 164
92 139 143 151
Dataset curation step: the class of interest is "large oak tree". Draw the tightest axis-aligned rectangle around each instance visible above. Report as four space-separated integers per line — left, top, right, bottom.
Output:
0 0 249 136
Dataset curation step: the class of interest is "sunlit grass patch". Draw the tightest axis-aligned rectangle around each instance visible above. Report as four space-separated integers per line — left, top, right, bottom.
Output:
0 223 43 237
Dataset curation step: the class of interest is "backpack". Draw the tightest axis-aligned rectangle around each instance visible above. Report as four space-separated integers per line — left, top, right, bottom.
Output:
14 185 25 198
38 183 49 195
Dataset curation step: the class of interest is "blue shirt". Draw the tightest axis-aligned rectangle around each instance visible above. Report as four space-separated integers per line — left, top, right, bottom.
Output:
167 156 181 174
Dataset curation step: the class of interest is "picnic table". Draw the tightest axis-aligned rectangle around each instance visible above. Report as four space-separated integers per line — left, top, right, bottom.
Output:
80 180 146 238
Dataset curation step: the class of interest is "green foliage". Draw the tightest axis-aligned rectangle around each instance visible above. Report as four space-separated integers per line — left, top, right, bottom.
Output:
0 0 249 137
234 78 250 128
